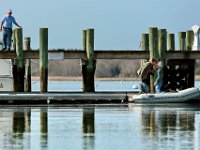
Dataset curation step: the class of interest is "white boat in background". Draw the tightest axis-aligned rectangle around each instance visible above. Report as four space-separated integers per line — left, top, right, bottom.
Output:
0 40 13 91
129 87 200 103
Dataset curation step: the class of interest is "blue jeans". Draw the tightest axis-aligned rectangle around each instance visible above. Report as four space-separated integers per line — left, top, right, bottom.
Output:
3 27 12 49
155 81 163 93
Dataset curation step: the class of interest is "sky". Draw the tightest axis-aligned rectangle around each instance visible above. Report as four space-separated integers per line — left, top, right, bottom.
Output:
0 0 200 50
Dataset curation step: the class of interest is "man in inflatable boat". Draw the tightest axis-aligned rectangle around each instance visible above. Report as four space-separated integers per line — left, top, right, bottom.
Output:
137 58 163 94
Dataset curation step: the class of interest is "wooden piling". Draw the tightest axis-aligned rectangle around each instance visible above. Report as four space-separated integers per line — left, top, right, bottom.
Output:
15 28 25 92
141 34 149 51
12 29 16 51
40 28 48 92
186 30 194 51
149 27 159 59
149 27 158 93
186 30 195 87
178 32 186 51
82 30 87 92
24 37 31 92
85 29 95 92
141 34 149 65
158 29 167 63
168 33 175 51
12 29 17 91
158 29 167 91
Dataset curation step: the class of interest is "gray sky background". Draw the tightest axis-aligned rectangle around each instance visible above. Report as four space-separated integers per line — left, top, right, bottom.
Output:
0 0 199 50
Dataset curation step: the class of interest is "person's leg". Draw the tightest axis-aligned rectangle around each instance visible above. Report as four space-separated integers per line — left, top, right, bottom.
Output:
140 82 149 93
2 32 7 50
155 81 163 93
7 29 12 50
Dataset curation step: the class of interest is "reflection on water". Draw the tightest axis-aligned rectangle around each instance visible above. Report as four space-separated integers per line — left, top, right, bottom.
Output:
82 108 95 150
40 109 48 149
0 104 199 150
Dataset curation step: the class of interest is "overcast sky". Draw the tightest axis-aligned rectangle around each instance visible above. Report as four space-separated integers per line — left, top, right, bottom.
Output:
0 0 200 50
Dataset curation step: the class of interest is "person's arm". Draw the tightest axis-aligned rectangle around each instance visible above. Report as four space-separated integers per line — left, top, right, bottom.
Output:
0 17 5 31
12 17 21 28
0 23 3 31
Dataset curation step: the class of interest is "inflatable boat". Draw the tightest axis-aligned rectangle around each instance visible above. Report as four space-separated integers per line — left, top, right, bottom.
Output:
129 87 200 103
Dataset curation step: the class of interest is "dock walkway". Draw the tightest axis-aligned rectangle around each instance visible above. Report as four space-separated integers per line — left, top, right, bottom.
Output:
0 92 136 104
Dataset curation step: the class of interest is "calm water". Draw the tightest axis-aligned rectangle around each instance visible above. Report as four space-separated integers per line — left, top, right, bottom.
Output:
0 104 200 150
31 80 200 92
1 81 200 150
31 80 141 92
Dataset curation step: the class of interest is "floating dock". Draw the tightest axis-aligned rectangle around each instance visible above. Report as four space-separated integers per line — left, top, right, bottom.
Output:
0 91 199 104
0 92 137 104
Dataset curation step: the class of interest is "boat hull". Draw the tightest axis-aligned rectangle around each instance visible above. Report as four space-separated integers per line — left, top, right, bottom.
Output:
129 87 200 103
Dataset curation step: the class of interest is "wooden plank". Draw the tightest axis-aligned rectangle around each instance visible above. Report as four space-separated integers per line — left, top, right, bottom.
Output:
0 50 200 59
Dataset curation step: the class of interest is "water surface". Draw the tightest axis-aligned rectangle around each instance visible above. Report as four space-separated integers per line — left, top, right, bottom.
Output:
0 104 200 150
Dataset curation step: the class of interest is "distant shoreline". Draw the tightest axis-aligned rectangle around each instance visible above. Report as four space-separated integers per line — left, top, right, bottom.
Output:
31 76 141 81
31 76 200 81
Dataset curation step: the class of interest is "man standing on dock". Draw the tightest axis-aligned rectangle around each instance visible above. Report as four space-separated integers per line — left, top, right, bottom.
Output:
0 9 21 51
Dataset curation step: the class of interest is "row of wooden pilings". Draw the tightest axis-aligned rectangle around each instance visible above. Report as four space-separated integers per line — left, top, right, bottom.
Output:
12 28 96 92
12 27 195 93
12 28 48 92
143 28 194 92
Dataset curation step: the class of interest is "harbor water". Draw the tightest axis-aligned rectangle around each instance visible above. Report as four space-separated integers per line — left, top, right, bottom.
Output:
0 81 200 150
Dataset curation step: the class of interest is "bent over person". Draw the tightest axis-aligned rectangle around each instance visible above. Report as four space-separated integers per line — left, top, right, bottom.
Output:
137 58 158 93
0 9 21 51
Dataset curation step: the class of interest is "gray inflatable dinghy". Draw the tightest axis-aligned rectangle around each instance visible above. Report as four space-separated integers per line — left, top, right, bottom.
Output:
130 87 200 103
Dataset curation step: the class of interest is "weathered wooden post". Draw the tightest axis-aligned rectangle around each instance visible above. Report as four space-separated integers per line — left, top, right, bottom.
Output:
24 37 31 92
178 32 186 51
149 27 158 93
166 33 176 91
141 33 149 65
82 30 87 92
12 29 17 91
158 29 167 63
85 29 95 92
40 28 48 92
158 29 167 91
168 33 175 51
15 28 25 92
141 34 149 51
12 29 16 51
186 30 194 51
178 31 194 89
186 30 195 87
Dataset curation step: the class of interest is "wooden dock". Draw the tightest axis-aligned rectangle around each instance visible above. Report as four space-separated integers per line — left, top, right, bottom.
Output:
0 92 136 104
0 27 200 104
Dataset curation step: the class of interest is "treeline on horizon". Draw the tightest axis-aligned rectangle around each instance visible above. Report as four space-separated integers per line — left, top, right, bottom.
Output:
31 59 141 77
31 58 200 77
